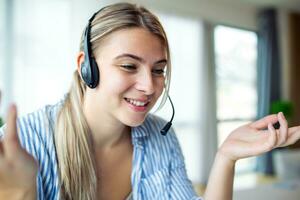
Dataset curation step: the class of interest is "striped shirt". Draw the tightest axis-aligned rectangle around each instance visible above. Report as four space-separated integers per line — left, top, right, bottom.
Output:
0 100 202 200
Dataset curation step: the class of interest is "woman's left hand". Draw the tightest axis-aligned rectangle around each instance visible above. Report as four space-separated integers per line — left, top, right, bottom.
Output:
219 112 300 163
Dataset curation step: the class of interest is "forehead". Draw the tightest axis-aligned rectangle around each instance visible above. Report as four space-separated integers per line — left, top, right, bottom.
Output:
95 28 167 61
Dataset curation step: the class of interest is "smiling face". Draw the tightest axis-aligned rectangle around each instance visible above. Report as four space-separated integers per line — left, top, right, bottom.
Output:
83 27 167 127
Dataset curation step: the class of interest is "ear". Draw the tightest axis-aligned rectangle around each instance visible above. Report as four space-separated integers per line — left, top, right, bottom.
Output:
76 51 85 78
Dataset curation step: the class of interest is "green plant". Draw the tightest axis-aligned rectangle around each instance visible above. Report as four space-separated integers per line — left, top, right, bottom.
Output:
270 100 294 148
270 100 294 120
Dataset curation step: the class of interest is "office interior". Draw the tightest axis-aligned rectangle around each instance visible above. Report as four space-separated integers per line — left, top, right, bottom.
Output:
0 0 300 199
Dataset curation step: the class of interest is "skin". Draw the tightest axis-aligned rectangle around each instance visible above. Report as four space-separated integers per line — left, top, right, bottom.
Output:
204 113 300 199
79 28 167 149
78 28 167 199
0 27 300 200
0 93 37 200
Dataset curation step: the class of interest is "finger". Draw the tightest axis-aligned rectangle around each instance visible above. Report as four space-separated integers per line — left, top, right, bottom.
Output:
250 114 278 130
249 124 277 155
277 112 288 146
3 104 21 158
289 126 300 135
280 126 300 147
264 123 277 151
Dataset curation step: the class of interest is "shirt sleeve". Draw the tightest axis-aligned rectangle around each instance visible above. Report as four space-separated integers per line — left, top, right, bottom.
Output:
17 113 58 200
169 128 203 200
0 112 59 200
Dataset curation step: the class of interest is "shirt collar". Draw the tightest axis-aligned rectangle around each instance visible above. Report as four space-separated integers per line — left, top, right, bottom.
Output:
131 122 150 139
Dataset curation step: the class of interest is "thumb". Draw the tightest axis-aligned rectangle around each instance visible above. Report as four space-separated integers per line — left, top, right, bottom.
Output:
3 104 22 158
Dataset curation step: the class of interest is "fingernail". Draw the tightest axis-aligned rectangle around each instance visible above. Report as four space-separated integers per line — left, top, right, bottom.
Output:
280 112 285 120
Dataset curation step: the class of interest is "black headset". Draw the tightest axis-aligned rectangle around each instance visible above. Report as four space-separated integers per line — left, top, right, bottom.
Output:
81 12 101 89
80 9 175 135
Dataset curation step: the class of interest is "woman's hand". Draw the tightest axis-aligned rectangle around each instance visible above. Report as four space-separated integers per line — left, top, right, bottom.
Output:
0 93 38 199
219 112 300 163
205 112 300 200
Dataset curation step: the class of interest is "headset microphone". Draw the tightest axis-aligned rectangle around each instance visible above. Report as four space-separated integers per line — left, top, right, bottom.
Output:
160 95 175 136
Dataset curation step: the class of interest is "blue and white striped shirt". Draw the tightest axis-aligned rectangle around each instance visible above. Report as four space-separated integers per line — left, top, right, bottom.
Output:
0 100 202 200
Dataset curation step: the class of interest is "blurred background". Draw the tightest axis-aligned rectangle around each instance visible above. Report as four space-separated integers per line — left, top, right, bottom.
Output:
0 0 300 199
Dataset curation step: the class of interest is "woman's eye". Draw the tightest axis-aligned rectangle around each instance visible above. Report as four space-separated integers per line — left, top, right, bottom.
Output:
152 68 165 76
120 64 137 71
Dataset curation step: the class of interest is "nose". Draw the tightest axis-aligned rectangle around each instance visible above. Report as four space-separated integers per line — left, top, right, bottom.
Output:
135 69 155 95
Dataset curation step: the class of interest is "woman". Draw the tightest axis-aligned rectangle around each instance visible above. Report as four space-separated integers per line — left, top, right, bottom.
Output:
0 2 299 200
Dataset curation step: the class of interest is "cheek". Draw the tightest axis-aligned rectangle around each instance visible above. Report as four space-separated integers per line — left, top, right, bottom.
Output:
156 78 166 94
100 73 133 95
151 80 165 103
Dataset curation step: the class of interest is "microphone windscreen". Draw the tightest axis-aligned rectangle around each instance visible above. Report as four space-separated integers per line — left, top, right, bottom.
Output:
160 122 172 136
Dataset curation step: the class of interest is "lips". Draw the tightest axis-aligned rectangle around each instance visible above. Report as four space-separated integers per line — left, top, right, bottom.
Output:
124 98 150 107
124 97 151 112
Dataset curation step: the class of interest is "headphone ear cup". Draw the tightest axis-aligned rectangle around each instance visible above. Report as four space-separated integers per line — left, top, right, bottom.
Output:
80 55 99 88
88 57 99 88
81 61 91 86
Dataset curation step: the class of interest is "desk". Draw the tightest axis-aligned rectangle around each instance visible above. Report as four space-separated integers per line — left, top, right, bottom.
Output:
234 179 300 200
193 173 300 199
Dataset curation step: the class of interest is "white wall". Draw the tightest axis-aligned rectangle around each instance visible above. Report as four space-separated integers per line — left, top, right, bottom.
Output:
99 0 259 30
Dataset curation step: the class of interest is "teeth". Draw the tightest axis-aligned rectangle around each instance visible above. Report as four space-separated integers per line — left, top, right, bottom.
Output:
126 98 148 107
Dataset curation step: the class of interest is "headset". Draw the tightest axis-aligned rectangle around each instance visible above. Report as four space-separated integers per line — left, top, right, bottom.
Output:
80 9 175 135
80 11 100 88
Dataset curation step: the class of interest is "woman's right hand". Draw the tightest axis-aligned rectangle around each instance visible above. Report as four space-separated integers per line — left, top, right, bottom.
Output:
0 93 38 199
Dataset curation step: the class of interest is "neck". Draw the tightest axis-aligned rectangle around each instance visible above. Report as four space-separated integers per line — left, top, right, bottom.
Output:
92 118 130 150
83 102 130 150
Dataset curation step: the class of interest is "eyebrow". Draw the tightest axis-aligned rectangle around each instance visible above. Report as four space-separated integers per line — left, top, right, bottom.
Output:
114 53 167 64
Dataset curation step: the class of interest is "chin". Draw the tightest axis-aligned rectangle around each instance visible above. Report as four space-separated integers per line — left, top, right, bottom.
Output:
120 114 147 127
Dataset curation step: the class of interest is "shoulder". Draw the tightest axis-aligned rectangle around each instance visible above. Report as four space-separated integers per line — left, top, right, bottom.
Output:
17 101 62 145
0 100 64 161
18 102 63 199
0 101 63 200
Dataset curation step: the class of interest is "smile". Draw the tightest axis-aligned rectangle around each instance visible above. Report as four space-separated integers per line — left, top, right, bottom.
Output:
124 98 150 107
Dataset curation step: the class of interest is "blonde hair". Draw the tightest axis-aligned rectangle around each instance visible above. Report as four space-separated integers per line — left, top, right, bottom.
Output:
55 2 171 199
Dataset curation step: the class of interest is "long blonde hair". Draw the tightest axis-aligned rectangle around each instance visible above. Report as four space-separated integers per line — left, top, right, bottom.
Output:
55 3 171 199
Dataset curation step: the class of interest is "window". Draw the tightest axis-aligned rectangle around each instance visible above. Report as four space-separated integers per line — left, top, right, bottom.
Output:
0 0 7 116
155 14 205 183
11 0 72 115
0 0 5 91
214 25 258 173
